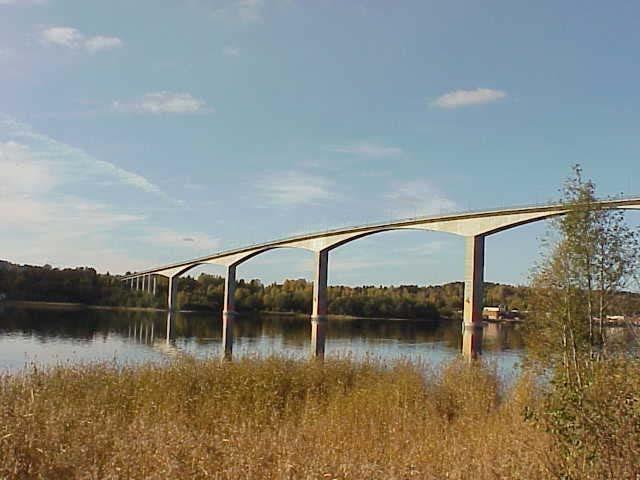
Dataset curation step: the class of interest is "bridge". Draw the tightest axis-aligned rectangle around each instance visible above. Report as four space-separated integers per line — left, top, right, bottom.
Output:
122 197 640 360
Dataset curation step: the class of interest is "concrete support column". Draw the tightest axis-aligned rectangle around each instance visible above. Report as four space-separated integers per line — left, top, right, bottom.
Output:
312 250 329 319
136 276 140 291
221 313 235 361
168 275 178 311
311 249 329 359
311 318 327 358
130 278 134 290
222 264 237 360
223 265 237 315
142 275 146 292
462 235 485 359
152 276 157 296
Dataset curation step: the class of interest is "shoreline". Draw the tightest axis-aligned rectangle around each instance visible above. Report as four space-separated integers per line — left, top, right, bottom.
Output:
2 300 166 313
1 300 455 322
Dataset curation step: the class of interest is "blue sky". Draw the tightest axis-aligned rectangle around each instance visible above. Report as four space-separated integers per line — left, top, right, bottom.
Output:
1 0 639 286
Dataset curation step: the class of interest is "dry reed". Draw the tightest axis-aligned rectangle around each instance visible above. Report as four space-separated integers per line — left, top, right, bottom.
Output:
0 357 556 479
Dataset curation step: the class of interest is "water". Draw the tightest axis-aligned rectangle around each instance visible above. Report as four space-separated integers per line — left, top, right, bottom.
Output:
0 305 524 377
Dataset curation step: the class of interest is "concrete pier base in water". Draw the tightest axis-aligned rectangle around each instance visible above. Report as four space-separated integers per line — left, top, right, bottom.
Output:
311 316 327 359
462 323 483 360
221 312 235 361
165 311 174 345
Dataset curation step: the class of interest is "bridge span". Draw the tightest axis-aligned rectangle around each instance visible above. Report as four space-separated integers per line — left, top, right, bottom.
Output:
122 197 640 360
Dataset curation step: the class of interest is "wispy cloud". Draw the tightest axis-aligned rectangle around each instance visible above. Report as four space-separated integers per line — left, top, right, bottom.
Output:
0 0 46 5
40 26 123 53
113 92 208 115
0 124 208 272
259 171 336 206
0 48 14 61
0 120 205 273
0 141 54 194
385 180 457 218
142 228 220 251
402 241 446 257
236 0 263 22
0 115 164 196
84 36 124 54
431 88 506 109
330 257 408 273
0 141 146 271
223 46 241 56
41 27 83 47
331 141 403 158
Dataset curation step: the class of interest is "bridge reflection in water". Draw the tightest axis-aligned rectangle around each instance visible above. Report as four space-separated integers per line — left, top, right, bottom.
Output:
121 311 526 363
126 312 181 358
0 305 528 370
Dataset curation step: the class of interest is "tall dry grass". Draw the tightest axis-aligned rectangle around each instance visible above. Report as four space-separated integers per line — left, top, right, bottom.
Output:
1 357 555 479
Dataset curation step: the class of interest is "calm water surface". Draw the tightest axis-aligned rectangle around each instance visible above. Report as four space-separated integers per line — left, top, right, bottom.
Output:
0 305 524 377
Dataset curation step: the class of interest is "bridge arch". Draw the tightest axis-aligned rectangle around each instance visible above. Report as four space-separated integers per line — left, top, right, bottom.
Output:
123 198 640 359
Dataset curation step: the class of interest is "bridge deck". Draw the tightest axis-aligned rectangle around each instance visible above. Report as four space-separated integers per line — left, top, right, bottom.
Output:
123 196 640 279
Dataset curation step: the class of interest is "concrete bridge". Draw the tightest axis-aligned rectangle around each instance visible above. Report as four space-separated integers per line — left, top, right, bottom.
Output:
122 197 640 360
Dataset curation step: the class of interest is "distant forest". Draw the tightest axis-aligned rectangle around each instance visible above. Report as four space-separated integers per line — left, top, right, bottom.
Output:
2 260 639 319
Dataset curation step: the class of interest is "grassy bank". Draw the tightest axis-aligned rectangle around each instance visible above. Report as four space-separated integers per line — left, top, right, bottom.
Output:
1 357 638 479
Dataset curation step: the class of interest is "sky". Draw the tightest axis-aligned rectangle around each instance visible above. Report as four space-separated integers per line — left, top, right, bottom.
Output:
1 0 639 287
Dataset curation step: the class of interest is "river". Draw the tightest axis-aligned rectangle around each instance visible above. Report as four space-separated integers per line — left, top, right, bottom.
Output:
0 305 524 377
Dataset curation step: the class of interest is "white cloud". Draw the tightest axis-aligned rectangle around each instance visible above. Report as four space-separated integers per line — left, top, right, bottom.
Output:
223 45 241 56
236 0 263 22
260 171 335 206
431 88 506 109
41 27 83 48
385 180 457 218
84 36 123 53
331 142 403 158
40 26 123 53
113 92 207 114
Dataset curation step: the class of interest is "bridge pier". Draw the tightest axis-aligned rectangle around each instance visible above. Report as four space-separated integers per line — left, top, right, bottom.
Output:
311 250 329 358
152 276 157 296
166 311 174 345
168 275 178 311
222 264 237 360
462 235 485 359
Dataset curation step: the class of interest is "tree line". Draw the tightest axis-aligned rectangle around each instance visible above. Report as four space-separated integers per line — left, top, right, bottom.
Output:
0 259 566 319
